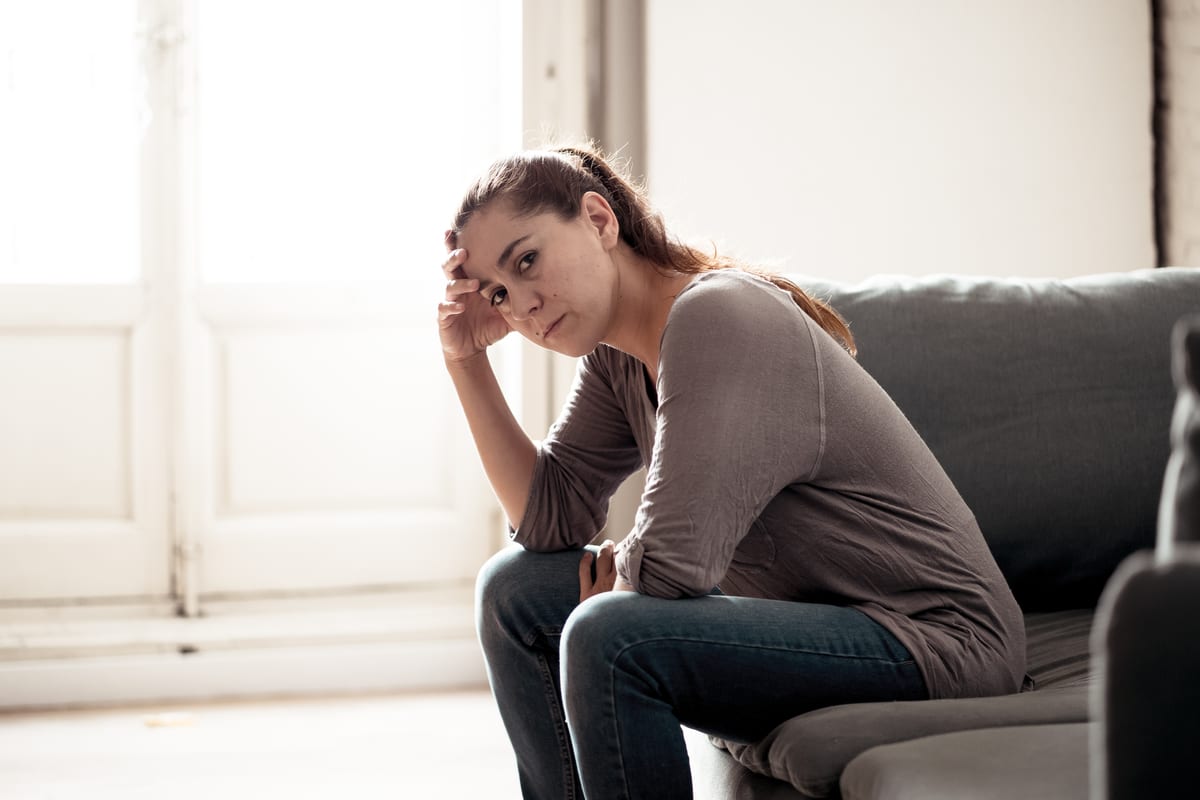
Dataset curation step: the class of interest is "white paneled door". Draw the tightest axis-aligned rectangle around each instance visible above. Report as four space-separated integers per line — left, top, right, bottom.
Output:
185 286 497 598
0 288 170 600
0 0 520 608
0 2 168 601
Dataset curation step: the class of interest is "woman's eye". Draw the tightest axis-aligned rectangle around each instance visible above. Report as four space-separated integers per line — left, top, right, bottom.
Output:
518 251 536 272
489 288 508 307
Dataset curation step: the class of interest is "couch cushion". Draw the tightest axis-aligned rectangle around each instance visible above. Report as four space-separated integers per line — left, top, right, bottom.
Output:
686 726 810 800
711 609 1095 796
1023 608 1093 689
839 722 1093 800
789 268 1200 610
716 685 1089 798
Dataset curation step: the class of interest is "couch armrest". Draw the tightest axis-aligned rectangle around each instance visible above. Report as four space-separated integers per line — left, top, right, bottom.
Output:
1090 547 1200 800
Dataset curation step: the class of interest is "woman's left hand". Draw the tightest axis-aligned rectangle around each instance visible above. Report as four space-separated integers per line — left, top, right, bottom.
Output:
579 540 634 602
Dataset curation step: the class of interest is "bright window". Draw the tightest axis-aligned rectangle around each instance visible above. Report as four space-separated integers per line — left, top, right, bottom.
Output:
0 1 143 284
0 0 521 606
196 1 521 284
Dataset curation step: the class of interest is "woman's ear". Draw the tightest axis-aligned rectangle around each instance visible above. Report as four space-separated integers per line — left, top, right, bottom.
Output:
581 191 620 250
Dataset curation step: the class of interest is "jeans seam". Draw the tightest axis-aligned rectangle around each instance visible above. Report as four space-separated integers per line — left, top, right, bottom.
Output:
613 635 917 666
604 657 634 800
536 650 577 800
523 625 563 648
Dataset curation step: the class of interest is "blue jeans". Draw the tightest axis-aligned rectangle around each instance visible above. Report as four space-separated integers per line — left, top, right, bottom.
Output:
476 545 928 800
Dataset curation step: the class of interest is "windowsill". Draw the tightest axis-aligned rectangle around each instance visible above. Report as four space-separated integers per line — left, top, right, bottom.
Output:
0 586 484 711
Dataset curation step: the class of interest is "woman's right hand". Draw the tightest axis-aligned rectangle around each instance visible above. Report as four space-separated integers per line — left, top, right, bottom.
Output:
438 244 512 365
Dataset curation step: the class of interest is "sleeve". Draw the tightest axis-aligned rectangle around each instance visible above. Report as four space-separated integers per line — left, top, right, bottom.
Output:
615 277 826 597
512 347 644 551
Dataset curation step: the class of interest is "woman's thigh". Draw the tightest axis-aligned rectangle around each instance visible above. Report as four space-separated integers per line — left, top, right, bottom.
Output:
560 591 928 744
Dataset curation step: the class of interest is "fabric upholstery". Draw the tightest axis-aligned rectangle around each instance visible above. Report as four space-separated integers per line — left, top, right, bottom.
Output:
1090 549 1200 799
840 723 1093 800
1090 318 1200 798
1022 608 1094 689
794 268 1200 610
713 608 1094 796
1158 314 1200 548
715 686 1089 799
685 727 811 800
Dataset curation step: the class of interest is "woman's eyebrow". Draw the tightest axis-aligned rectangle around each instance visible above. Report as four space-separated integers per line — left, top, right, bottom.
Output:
477 233 532 292
496 234 531 270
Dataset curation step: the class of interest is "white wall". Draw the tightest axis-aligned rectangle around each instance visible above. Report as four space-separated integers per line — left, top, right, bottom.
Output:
1161 0 1200 266
645 0 1156 281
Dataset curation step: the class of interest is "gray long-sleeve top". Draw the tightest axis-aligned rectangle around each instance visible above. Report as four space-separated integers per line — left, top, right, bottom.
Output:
512 270 1026 699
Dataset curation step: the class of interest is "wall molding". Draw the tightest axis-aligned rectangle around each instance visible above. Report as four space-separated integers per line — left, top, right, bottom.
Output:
0 586 481 710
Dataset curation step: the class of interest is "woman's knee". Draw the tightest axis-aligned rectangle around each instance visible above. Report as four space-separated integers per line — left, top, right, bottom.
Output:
475 546 584 648
560 592 636 683
475 546 532 640
475 546 525 610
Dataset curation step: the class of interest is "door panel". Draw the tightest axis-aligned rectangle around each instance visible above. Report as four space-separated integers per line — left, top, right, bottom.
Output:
0 333 130 517
219 328 451 513
189 286 495 596
0 288 169 601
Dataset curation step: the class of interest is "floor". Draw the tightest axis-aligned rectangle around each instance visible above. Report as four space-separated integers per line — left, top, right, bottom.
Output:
0 688 523 799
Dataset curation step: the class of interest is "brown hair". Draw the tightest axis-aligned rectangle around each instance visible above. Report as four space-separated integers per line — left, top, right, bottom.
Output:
450 145 856 356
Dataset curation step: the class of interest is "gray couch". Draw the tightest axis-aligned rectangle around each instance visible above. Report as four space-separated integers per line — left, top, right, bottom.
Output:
685 267 1200 799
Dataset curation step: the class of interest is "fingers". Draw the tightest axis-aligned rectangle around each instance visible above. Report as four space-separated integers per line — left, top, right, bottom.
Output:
444 276 478 298
595 539 615 582
436 300 466 327
578 541 616 603
438 280 479 325
441 277 478 310
441 247 469 281
438 250 478 325
578 551 594 602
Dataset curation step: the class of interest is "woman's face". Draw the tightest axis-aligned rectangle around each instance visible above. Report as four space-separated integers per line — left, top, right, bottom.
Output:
455 194 620 357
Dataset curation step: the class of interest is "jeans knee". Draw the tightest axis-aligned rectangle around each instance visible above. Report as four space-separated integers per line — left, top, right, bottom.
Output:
476 546 525 607
476 545 586 657
475 546 528 643
561 593 631 687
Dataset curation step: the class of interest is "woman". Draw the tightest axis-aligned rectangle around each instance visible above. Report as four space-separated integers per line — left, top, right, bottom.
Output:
437 146 1025 800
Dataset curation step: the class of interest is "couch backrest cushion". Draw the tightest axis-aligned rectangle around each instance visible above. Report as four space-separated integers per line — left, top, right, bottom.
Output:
791 268 1200 611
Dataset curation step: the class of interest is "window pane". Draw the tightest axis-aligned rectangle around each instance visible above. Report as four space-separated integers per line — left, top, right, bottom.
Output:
196 1 522 284
0 2 142 284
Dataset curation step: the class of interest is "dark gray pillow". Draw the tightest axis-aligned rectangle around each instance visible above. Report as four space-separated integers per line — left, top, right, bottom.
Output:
788 269 1200 610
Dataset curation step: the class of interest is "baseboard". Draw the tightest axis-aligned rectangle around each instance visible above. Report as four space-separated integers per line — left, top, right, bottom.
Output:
0 586 486 711
0 637 487 711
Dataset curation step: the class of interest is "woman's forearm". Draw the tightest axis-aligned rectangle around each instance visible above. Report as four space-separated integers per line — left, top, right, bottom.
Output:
445 352 538 529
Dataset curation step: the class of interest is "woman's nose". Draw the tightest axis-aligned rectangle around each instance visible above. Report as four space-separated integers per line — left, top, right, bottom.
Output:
507 287 540 322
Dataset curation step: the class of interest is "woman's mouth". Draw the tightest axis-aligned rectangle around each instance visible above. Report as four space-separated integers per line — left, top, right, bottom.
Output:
543 315 565 341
